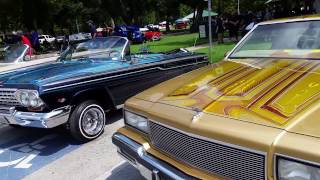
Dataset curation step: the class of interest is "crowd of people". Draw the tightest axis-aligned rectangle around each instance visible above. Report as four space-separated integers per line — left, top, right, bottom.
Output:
209 9 275 44
208 12 262 43
0 20 116 56
0 30 59 55
0 31 43 55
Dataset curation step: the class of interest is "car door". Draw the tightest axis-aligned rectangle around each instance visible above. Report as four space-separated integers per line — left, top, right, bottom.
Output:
106 55 206 106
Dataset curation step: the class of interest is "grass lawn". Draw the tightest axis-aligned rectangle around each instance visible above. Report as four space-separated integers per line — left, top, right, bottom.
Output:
130 33 236 63
195 43 236 63
131 33 206 53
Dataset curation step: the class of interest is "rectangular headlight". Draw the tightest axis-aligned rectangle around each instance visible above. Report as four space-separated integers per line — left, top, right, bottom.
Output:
277 157 320 180
124 110 149 133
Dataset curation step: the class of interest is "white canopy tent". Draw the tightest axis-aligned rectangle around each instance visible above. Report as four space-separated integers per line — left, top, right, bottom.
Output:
265 0 281 4
183 10 218 20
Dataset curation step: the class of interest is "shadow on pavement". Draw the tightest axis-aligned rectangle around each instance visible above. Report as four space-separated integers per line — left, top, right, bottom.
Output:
0 109 124 180
106 162 146 180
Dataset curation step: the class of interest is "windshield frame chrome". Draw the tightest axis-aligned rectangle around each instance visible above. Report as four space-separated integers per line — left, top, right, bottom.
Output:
226 18 320 60
58 36 129 62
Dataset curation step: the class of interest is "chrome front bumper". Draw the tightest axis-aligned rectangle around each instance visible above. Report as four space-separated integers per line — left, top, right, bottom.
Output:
0 106 71 128
112 132 196 180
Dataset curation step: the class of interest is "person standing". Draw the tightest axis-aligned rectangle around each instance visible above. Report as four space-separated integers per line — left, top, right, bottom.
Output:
31 30 40 52
87 20 97 39
245 16 257 33
216 16 224 44
21 33 33 56
229 13 240 42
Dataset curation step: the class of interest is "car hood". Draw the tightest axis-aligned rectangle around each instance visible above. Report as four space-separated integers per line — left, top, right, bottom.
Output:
0 59 130 86
135 58 320 138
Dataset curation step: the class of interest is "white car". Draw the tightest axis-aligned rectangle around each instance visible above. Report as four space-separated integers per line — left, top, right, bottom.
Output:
38 35 56 44
0 44 58 73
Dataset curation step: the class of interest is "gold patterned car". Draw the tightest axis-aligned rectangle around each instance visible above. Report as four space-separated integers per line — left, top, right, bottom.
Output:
112 16 320 180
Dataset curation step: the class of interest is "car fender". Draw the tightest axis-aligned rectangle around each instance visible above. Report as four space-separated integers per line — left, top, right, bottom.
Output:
70 87 116 110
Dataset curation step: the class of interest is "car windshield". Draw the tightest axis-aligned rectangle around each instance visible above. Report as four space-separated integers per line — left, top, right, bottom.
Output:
0 44 28 63
230 20 320 59
60 37 128 61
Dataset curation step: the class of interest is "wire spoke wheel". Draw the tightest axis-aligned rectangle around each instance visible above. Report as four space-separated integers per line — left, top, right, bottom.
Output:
81 107 104 136
69 101 106 142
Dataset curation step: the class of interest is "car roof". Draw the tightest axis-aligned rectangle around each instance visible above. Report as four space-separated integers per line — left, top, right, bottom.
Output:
259 14 320 25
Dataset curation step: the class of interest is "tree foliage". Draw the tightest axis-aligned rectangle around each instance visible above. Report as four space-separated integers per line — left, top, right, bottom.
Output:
0 0 267 34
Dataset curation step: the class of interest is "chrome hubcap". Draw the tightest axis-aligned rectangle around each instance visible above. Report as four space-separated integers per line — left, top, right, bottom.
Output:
81 107 104 136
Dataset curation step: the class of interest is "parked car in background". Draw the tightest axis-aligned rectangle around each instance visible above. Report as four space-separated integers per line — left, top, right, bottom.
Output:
55 35 65 43
175 19 189 29
159 21 167 30
38 35 56 44
113 25 145 43
0 36 208 142
143 27 161 41
68 32 92 44
0 44 58 68
69 32 92 43
113 16 320 179
175 21 188 29
0 44 31 64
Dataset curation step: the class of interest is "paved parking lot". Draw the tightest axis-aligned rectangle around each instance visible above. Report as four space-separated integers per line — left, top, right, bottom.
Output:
0 110 144 180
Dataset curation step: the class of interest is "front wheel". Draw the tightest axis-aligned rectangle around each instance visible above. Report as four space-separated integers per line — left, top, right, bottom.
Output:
69 100 106 142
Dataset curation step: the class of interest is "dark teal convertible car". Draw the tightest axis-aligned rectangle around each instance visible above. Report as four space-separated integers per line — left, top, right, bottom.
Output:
0 36 208 141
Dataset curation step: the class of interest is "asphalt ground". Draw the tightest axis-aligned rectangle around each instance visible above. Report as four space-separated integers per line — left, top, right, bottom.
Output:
0 109 145 180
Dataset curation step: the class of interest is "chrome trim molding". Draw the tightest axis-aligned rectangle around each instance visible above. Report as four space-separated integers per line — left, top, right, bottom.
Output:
275 153 320 168
0 106 71 128
225 24 258 60
112 132 195 180
0 88 20 107
119 36 129 60
226 18 320 60
259 18 320 25
42 55 207 92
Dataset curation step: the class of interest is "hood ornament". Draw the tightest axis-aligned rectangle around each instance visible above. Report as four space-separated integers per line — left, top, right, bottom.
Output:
191 107 203 123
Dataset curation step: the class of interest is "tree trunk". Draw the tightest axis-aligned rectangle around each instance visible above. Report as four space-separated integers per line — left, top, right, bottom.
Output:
191 6 204 33
165 15 170 32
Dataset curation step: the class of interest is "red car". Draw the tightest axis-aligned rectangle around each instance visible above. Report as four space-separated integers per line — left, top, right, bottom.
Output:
175 21 188 29
144 27 161 41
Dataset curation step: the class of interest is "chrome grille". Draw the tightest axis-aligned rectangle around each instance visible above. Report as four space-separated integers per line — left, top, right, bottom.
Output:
0 88 19 107
149 122 266 180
